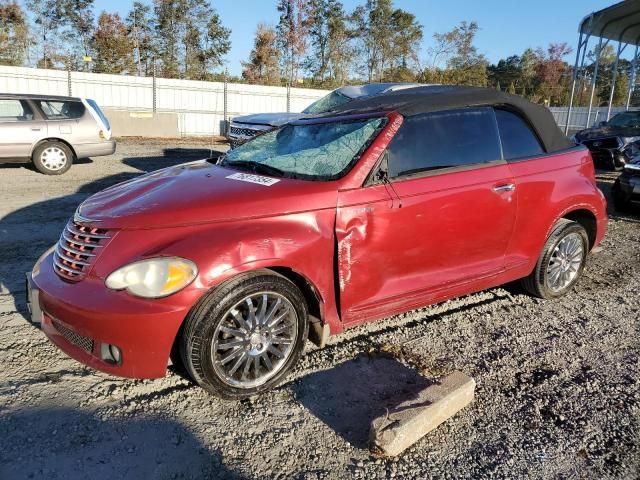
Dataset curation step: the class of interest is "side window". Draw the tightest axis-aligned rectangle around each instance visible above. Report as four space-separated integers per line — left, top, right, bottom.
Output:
495 109 545 160
36 100 85 120
0 99 34 122
387 107 502 178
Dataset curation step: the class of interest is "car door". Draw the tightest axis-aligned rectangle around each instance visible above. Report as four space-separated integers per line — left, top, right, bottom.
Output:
0 99 47 159
336 107 516 325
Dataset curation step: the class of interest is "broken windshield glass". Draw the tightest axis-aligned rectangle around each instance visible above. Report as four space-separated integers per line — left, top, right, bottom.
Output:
223 117 386 180
303 91 352 114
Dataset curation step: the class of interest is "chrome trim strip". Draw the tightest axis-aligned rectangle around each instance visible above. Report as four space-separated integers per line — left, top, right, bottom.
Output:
55 245 90 266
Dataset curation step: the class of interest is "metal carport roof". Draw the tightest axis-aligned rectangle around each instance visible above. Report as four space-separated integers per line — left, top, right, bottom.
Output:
566 0 640 133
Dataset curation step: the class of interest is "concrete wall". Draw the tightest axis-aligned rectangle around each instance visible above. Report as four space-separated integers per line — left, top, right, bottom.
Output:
102 108 179 138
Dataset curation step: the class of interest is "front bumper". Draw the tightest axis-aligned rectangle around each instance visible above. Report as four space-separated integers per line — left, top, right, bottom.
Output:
29 252 191 379
75 139 116 159
613 173 640 204
584 146 627 168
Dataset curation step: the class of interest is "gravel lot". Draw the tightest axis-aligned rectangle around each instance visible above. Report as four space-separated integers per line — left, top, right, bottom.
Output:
1 139 639 479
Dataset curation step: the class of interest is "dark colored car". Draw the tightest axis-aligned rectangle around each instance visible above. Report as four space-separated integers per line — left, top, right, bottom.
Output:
227 83 421 146
27 86 608 399
573 110 640 170
612 155 640 211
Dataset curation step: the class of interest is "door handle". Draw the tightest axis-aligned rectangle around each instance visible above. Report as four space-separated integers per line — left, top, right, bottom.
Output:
492 184 515 192
31 128 41 131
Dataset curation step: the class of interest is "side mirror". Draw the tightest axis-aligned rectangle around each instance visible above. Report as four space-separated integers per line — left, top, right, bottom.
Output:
597 121 607 127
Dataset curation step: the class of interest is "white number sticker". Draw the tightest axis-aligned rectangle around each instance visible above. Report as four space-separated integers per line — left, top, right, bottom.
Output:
225 172 280 186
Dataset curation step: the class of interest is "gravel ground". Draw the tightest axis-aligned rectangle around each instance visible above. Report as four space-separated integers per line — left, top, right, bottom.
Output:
1 139 639 479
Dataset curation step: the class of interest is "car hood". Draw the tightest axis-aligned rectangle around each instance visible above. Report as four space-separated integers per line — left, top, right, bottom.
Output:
77 160 336 229
232 112 305 127
576 126 640 142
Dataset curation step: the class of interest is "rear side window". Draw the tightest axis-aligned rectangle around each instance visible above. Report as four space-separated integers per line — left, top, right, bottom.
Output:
495 109 545 160
0 99 34 122
86 98 111 130
387 107 502 178
36 100 85 120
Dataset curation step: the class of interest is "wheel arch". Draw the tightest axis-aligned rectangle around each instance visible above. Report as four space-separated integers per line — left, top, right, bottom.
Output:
31 137 77 161
562 208 598 249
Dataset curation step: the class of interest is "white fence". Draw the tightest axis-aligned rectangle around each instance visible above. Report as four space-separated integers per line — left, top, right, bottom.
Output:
549 106 639 133
2 65 638 137
0 66 329 136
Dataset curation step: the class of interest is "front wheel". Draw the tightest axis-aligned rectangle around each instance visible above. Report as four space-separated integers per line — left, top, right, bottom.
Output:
521 219 589 299
180 271 308 399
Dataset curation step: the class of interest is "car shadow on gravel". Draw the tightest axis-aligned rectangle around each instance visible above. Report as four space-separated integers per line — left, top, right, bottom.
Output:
0 407 248 480
292 354 432 449
0 147 225 319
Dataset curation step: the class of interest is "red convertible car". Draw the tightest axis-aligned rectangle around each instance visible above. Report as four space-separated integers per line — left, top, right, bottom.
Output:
27 86 608 399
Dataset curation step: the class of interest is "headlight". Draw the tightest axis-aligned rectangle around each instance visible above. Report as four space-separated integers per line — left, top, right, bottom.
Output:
105 257 197 298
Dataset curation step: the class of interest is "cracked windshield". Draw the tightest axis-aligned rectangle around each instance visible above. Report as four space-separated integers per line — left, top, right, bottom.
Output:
223 117 385 179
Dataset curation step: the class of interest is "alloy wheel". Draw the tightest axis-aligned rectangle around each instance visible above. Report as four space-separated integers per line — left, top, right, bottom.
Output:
211 292 298 389
546 232 585 293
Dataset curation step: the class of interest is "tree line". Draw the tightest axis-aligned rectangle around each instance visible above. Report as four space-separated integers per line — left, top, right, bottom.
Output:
0 0 637 107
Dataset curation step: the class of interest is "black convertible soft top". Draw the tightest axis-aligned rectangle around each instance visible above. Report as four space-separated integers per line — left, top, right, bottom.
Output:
324 85 573 153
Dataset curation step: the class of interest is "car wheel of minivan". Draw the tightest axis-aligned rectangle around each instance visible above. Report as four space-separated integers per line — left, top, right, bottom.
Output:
180 270 309 399
32 141 73 175
521 219 589 299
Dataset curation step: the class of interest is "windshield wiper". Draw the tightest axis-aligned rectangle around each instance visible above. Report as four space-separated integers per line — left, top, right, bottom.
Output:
224 159 288 178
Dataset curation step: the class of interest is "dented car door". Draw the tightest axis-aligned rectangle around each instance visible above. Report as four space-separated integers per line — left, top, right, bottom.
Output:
336 107 517 325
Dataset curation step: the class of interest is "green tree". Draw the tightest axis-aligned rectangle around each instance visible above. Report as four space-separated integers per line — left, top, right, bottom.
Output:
242 23 280 85
59 0 95 68
425 21 487 86
351 0 393 82
305 0 353 86
276 0 311 83
26 0 63 68
92 12 135 74
384 8 422 80
154 0 230 79
126 1 157 76
0 0 28 66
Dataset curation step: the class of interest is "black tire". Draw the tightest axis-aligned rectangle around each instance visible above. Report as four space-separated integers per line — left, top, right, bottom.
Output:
32 141 73 175
180 270 308 399
612 179 632 213
612 156 626 172
521 219 589 299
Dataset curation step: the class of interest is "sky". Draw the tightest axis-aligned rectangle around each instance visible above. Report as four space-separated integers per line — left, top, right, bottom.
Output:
68 0 620 75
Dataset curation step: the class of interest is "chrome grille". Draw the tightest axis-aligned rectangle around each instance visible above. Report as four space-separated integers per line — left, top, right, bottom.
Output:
52 319 94 353
53 220 111 281
230 125 260 138
583 137 621 150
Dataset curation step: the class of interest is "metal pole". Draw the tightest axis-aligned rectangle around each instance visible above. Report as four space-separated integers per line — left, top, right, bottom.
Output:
627 44 639 110
67 65 72 96
223 69 228 136
565 31 584 134
587 38 605 128
152 61 157 113
607 41 626 120
286 82 291 113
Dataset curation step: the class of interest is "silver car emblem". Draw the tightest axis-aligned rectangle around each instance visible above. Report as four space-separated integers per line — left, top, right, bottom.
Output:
593 141 602 147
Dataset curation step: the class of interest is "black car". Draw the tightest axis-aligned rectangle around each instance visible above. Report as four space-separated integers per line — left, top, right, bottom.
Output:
612 156 640 212
573 110 640 170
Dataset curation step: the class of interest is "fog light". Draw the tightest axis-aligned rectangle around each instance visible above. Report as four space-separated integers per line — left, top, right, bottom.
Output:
101 343 122 365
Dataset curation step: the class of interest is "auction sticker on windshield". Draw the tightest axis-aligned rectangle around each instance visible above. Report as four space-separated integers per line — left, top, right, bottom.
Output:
225 172 280 186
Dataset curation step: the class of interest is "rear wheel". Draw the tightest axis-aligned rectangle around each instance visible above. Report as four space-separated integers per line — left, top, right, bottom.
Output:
521 219 589 299
32 141 73 175
180 271 308 399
